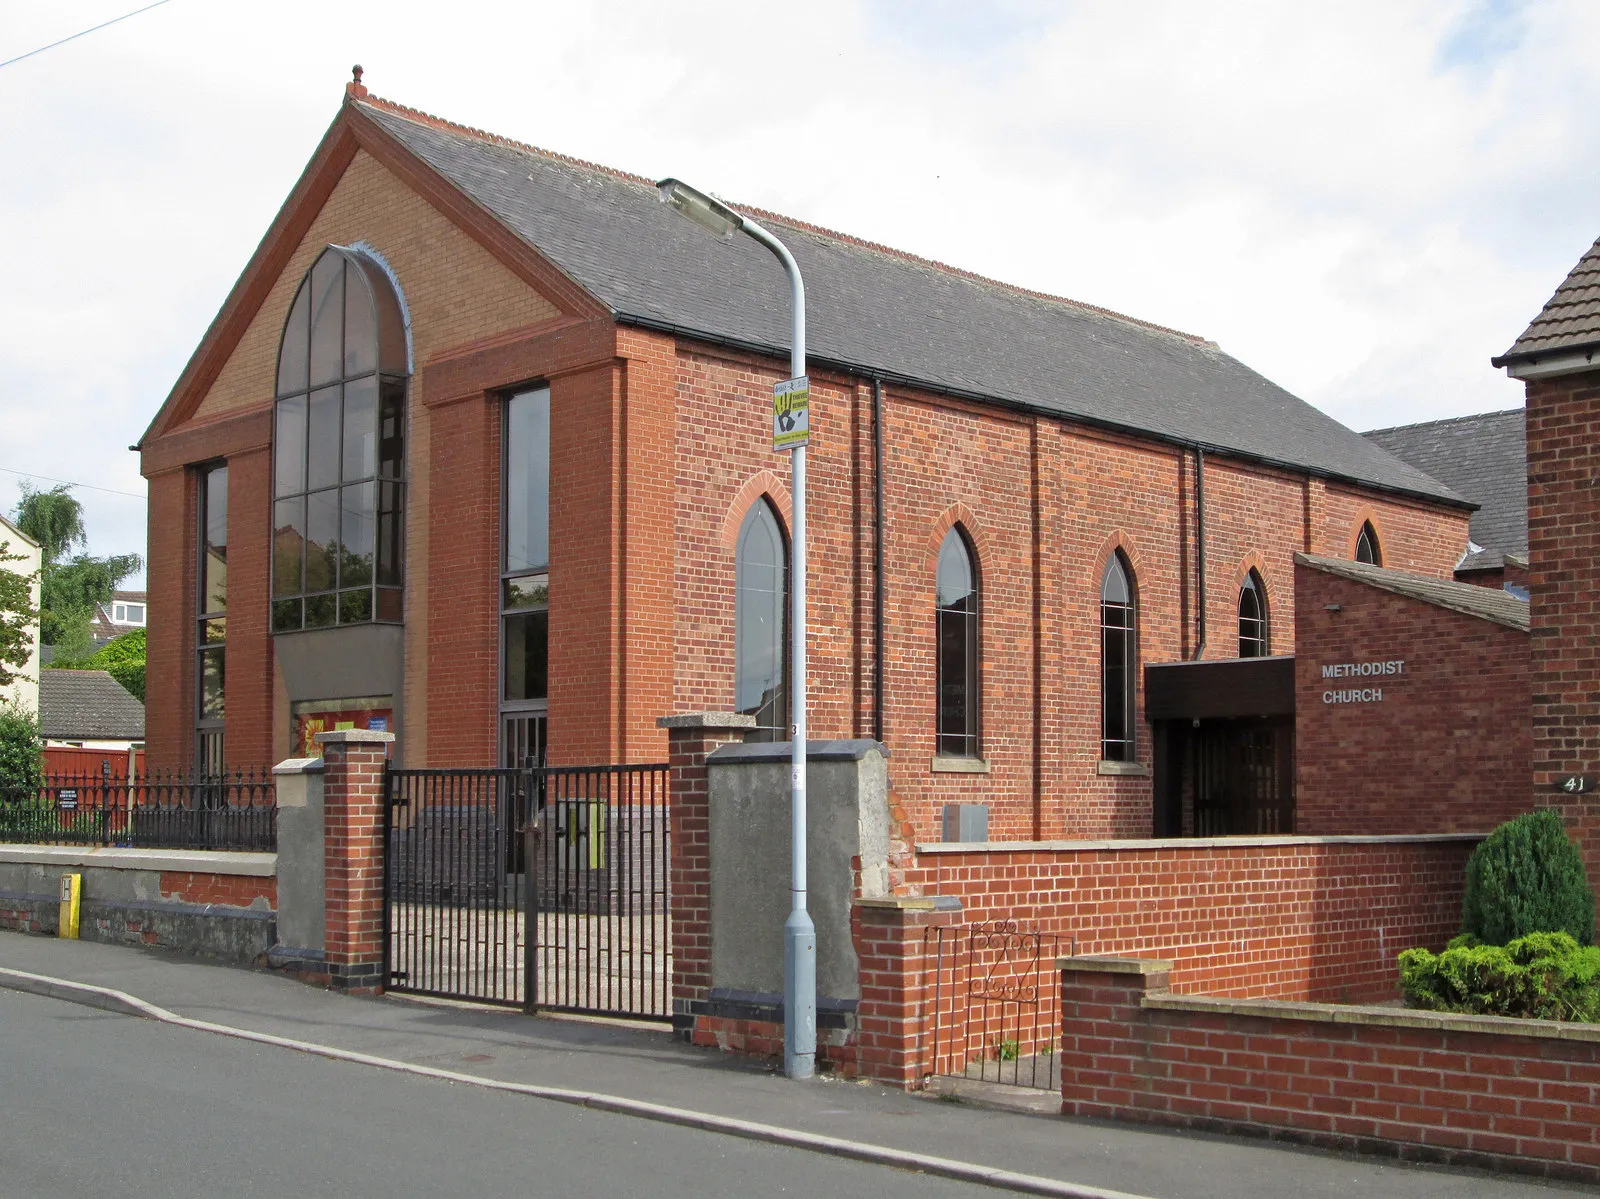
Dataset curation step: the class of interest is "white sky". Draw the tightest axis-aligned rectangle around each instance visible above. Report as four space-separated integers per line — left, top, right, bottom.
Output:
2 0 1595 587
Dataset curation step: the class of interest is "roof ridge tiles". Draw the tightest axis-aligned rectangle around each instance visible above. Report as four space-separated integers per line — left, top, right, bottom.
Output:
355 92 1209 347
1362 407 1524 437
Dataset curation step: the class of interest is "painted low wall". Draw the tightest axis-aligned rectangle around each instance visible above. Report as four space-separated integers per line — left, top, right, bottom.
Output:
907 834 1480 1003
0 844 276 963
1059 956 1600 1184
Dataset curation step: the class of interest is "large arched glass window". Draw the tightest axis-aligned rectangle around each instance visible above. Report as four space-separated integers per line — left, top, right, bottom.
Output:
1354 521 1380 566
272 246 407 633
935 526 980 758
735 499 788 742
1101 553 1137 762
1238 570 1268 658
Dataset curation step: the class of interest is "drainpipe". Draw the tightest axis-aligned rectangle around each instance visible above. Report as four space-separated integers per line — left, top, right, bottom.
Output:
872 378 885 744
1191 447 1207 661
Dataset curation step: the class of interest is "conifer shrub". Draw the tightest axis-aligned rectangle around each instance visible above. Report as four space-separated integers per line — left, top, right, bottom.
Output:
1460 809 1595 947
1400 932 1600 1022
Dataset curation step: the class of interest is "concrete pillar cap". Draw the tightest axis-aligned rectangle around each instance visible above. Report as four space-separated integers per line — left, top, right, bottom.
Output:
656 712 757 730
314 729 396 745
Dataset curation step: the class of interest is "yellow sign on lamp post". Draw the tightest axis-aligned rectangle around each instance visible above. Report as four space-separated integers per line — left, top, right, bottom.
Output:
773 375 810 451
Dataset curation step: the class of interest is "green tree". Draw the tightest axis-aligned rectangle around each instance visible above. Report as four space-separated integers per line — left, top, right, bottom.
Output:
0 539 39 689
12 484 141 654
15 483 85 566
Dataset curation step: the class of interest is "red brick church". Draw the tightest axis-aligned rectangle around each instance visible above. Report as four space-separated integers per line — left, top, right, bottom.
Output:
137 72 1473 842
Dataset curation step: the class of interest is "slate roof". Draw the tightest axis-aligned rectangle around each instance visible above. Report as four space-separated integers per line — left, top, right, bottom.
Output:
357 98 1466 509
39 670 145 741
1295 553 1529 631
1495 234 1600 366
1362 409 1526 570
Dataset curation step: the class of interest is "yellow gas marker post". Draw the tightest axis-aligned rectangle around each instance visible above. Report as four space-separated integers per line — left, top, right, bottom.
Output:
58 873 81 939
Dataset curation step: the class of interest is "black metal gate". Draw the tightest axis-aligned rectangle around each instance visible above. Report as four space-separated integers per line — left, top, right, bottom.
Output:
384 763 670 1019
922 921 1063 1090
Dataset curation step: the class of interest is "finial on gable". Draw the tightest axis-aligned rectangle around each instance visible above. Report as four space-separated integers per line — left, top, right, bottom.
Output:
347 64 367 100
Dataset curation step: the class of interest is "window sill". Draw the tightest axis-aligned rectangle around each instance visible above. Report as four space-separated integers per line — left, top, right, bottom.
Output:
931 756 990 774
1097 760 1150 777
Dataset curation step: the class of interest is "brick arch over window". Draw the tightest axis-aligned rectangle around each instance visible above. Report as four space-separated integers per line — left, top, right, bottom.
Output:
1089 530 1147 600
925 502 993 580
1349 512 1386 565
719 471 793 557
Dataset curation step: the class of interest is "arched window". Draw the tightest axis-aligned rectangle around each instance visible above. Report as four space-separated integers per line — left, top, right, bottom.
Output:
1238 570 1268 658
735 499 788 742
272 246 408 633
935 526 980 758
1101 553 1137 762
1354 521 1380 566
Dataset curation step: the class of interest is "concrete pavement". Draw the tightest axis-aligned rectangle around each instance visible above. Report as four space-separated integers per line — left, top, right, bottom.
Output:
0 931 1585 1199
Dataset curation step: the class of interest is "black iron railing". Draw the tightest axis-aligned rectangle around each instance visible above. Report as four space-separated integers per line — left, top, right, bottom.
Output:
0 769 277 852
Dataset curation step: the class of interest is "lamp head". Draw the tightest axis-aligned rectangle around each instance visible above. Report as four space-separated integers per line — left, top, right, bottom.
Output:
657 178 742 241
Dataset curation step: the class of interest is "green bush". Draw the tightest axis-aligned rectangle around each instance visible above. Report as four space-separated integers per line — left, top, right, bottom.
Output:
1400 931 1600 1022
1461 809 1595 946
0 701 43 791
49 627 145 701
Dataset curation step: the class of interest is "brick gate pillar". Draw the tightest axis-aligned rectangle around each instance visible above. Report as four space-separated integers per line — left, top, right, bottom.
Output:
317 729 395 993
853 896 963 1087
658 713 755 1040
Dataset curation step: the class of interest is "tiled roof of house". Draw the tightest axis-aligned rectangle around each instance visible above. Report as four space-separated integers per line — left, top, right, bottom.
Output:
1362 409 1526 571
39 670 145 741
1494 234 1600 367
355 96 1466 509
1296 553 1529 631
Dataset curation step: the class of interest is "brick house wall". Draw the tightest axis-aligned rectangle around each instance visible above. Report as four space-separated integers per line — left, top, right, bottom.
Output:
1525 368 1600 880
139 97 1473 843
1294 560 1531 836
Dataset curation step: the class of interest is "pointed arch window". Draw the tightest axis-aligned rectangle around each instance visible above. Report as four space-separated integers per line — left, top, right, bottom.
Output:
1101 553 1137 763
935 526 981 758
735 499 788 742
1354 522 1380 566
272 246 408 633
1238 570 1268 658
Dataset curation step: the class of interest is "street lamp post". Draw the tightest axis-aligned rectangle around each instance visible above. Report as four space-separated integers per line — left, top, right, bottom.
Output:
657 178 816 1080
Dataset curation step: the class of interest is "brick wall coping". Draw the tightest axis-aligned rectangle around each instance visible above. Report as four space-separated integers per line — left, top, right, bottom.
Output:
1058 955 1174 975
916 832 1487 854
656 712 757 730
1138 989 1600 1045
272 756 325 775
0 844 276 876
855 895 964 912
709 739 889 763
314 728 396 745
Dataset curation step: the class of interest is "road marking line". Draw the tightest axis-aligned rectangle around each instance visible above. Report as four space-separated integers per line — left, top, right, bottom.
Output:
0 966 1153 1199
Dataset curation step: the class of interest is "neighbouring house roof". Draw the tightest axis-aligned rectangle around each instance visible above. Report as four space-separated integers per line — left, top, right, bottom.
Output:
1296 553 1530 631
1494 234 1600 368
1362 409 1526 572
39 670 145 741
347 97 1466 510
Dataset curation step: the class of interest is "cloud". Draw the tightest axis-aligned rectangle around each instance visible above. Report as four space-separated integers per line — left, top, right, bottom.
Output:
0 0 1594 585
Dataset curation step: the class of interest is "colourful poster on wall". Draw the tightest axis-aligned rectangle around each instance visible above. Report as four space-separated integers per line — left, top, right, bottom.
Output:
293 699 395 758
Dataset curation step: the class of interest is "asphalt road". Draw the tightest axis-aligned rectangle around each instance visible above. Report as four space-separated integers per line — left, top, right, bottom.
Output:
0 988 999 1199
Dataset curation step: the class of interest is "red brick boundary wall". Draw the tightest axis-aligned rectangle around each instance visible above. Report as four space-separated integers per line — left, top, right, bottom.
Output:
318 729 393 992
1059 957 1600 1184
908 836 1478 1003
659 713 755 1041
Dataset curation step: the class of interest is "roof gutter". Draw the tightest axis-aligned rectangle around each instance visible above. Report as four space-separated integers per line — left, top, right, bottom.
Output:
1491 341 1600 380
615 311 1478 514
